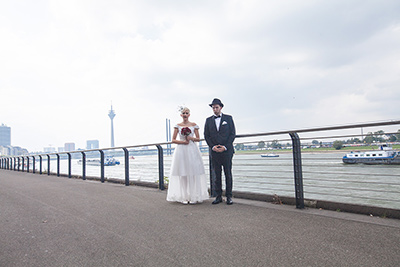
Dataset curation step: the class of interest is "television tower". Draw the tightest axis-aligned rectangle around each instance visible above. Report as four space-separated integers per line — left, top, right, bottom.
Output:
108 104 116 147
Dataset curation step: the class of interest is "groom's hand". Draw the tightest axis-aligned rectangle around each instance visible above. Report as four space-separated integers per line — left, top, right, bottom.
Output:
213 145 226 153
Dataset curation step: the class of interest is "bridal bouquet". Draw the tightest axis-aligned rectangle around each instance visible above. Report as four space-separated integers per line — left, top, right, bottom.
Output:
181 127 191 136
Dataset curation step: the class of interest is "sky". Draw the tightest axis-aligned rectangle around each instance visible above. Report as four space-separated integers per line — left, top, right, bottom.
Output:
1 0 400 152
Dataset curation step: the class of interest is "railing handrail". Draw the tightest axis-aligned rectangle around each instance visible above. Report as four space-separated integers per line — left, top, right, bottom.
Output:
1 119 400 214
236 119 400 138
2 119 399 158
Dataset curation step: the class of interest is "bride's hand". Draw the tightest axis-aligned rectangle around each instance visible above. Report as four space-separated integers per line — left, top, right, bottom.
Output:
182 139 189 145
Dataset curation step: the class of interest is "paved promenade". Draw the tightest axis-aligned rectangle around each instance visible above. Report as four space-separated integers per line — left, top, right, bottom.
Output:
1 170 399 266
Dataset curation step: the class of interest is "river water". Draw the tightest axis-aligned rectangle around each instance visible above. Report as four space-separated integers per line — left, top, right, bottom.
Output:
40 152 400 209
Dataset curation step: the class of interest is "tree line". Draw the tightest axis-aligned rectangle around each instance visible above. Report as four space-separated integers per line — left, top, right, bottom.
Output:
333 129 400 150
234 129 400 151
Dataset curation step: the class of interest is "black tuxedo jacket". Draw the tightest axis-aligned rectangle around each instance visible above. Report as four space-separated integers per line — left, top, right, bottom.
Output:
204 113 236 155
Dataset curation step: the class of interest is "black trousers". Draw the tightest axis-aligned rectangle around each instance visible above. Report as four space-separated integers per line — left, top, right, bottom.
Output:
211 152 233 198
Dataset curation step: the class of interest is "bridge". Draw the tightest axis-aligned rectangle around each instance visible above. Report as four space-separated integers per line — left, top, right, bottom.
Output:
1 169 399 266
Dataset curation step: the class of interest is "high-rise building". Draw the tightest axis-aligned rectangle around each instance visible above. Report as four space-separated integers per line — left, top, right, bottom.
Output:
0 124 11 146
64 143 75 152
108 105 116 147
87 140 99 149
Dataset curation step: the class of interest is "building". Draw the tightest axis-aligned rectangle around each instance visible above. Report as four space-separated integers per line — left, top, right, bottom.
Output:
64 143 75 152
108 105 116 147
87 140 99 150
0 145 28 156
0 124 11 147
44 147 56 153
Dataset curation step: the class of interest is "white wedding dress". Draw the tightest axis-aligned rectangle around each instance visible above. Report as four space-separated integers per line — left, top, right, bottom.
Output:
167 125 209 203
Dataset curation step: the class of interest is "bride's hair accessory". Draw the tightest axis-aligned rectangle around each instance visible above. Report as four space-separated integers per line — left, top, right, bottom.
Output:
178 106 190 114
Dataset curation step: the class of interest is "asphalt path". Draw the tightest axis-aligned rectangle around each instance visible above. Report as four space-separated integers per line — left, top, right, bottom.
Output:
1 170 399 266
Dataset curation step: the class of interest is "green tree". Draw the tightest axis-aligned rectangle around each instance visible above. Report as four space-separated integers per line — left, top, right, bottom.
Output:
235 143 244 150
312 140 319 145
271 140 282 149
257 141 265 149
374 130 385 142
363 132 374 144
346 138 362 144
333 140 344 150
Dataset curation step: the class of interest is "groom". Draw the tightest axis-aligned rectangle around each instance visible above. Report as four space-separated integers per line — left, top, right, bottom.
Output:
204 98 236 205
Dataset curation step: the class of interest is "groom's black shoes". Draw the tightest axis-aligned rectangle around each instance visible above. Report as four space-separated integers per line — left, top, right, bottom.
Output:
212 196 223 204
226 197 233 205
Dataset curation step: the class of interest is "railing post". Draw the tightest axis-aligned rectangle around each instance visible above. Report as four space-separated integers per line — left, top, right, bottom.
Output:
156 145 165 190
209 148 217 197
22 157 25 172
39 155 43 174
122 148 129 186
32 156 36 174
67 153 72 178
289 132 304 209
81 152 86 180
56 154 60 177
99 150 105 183
47 155 50 175
17 157 20 171
26 157 30 172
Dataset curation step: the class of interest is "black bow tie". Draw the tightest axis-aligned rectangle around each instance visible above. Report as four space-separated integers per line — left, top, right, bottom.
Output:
214 115 221 119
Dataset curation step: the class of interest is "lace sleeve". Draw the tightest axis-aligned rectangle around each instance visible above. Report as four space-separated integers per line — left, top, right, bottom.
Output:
194 124 200 130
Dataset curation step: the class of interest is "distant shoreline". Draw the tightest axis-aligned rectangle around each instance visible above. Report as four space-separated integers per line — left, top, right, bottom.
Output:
235 145 400 155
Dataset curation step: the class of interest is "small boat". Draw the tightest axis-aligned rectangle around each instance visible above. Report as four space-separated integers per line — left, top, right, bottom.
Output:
78 157 120 166
261 154 279 158
342 145 400 165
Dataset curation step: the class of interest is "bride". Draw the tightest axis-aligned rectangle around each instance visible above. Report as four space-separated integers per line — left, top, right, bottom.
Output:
166 107 209 204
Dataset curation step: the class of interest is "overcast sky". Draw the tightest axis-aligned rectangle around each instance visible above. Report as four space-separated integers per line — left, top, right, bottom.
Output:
1 0 400 152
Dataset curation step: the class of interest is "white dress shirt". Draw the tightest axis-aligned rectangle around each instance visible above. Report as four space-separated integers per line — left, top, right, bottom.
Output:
214 113 222 131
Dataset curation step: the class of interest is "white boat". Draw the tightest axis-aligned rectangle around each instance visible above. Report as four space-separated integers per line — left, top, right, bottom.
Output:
78 157 120 166
261 154 279 158
342 145 400 165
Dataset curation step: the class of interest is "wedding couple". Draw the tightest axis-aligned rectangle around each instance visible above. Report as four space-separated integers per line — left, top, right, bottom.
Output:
166 98 236 205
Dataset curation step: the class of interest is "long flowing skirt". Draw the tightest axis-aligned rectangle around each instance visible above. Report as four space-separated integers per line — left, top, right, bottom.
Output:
167 142 209 203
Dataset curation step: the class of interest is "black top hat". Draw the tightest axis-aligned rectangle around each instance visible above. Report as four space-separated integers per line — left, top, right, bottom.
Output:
209 98 224 107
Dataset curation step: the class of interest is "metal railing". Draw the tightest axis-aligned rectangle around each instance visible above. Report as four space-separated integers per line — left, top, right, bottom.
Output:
1 119 400 216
